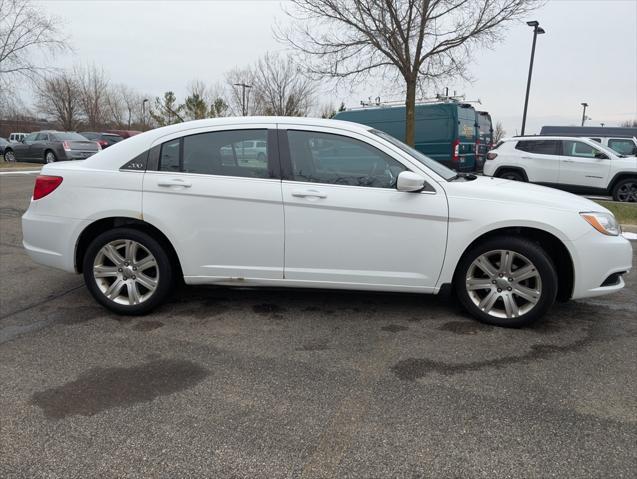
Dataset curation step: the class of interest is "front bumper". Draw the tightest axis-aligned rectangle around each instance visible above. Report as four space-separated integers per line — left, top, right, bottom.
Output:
569 229 633 299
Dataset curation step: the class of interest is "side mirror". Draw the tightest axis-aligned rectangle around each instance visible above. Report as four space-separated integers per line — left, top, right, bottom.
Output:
595 152 608 159
397 171 427 192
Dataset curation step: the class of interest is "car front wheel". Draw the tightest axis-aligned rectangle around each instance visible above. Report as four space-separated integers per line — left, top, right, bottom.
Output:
4 150 16 162
612 178 637 202
83 228 173 315
454 237 558 327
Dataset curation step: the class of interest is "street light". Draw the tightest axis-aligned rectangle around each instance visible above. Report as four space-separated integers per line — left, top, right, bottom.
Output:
233 83 252 116
142 99 149 129
520 20 546 136
581 102 589 126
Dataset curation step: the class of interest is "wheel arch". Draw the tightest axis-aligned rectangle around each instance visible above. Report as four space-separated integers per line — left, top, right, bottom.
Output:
608 172 637 193
452 226 574 301
493 166 528 181
74 216 184 281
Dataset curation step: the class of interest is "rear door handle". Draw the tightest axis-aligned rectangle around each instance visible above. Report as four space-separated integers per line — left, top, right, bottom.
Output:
157 178 192 188
291 189 327 199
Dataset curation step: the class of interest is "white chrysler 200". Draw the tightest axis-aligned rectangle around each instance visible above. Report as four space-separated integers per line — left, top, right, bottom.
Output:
22 118 633 327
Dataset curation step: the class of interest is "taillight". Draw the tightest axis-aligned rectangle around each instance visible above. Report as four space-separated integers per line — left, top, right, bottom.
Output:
451 139 460 162
486 152 498 160
33 175 63 200
97 140 106 149
62 140 71 151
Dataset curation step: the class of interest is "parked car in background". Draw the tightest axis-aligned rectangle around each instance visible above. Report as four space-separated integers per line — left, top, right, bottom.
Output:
483 136 637 202
540 125 637 157
334 101 479 171
3 131 100 164
105 129 141 139
80 132 124 149
9 132 27 143
0 137 9 156
21 117 632 328
475 110 493 170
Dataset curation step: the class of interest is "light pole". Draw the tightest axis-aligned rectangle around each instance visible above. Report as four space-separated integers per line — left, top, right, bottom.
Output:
581 102 589 126
520 20 545 136
234 83 252 116
142 98 149 129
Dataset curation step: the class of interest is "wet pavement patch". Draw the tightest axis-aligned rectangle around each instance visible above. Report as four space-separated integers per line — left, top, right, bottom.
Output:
31 359 209 419
381 324 409 333
132 320 164 332
438 320 493 335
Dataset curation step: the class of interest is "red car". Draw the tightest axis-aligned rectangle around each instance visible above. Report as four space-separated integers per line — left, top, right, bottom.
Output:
104 129 142 139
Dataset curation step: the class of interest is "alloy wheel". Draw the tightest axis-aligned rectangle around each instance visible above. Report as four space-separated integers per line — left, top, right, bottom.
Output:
5 151 16 162
465 249 542 319
93 239 159 306
616 181 637 202
46 152 56 163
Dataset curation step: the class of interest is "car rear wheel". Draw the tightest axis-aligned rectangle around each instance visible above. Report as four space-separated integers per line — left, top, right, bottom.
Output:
498 170 525 181
612 178 637 202
83 228 173 315
45 151 57 163
4 150 15 162
454 237 558 327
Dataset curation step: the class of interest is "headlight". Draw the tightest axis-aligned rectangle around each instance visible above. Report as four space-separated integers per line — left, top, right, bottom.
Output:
580 212 621 236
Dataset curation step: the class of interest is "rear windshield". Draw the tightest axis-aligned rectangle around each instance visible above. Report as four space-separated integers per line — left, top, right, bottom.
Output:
52 132 89 141
105 134 123 142
371 129 456 180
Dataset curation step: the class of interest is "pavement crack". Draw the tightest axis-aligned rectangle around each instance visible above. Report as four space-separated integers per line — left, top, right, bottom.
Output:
0 283 85 320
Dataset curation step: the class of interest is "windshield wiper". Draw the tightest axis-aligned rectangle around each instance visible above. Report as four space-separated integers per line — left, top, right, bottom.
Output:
449 172 477 181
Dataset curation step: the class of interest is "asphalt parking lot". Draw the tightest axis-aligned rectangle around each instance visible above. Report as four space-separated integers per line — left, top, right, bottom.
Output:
1 174 636 478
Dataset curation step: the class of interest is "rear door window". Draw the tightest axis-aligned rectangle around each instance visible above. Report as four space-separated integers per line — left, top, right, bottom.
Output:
515 140 560 155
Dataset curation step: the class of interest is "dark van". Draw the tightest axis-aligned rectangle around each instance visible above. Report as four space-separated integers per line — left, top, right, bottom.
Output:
475 111 493 170
334 102 478 171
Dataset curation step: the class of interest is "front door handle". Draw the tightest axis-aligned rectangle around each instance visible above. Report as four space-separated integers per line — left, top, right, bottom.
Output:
157 178 192 188
291 189 327 199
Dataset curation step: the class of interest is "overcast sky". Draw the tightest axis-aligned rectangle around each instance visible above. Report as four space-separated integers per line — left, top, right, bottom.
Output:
36 0 637 135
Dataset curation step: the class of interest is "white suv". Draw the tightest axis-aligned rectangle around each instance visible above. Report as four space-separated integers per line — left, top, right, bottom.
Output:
483 136 637 202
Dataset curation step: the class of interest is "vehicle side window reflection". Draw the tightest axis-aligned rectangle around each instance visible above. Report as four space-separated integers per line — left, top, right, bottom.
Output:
287 130 406 188
158 130 270 178
159 139 180 172
563 140 599 158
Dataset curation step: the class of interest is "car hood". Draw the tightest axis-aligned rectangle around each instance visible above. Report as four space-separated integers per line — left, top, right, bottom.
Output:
442 176 609 214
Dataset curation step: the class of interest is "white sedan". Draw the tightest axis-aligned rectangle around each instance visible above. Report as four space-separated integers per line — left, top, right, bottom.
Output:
22 117 633 327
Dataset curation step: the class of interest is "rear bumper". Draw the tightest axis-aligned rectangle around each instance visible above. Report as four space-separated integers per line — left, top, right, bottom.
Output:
570 230 633 299
22 208 88 273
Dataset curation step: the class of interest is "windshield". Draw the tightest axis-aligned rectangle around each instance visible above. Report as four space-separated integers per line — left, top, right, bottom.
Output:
52 132 89 141
370 129 456 180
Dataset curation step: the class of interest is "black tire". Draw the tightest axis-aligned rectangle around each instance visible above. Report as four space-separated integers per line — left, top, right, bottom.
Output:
44 150 57 164
497 170 525 182
4 149 15 162
611 178 637 202
82 228 173 315
453 236 558 327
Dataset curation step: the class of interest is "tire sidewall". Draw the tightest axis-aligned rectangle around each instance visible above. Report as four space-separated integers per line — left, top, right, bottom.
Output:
82 228 173 315
454 237 558 327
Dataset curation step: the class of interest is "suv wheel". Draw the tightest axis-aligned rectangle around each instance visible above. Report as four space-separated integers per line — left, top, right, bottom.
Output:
612 178 637 202
454 237 558 327
83 228 173 315
498 170 525 181
45 151 57 163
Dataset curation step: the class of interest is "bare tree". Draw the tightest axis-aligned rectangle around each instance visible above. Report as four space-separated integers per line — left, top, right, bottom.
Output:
76 65 110 130
493 121 506 142
280 0 538 145
319 102 337 118
0 0 69 98
621 119 637 128
35 72 82 131
252 52 315 116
